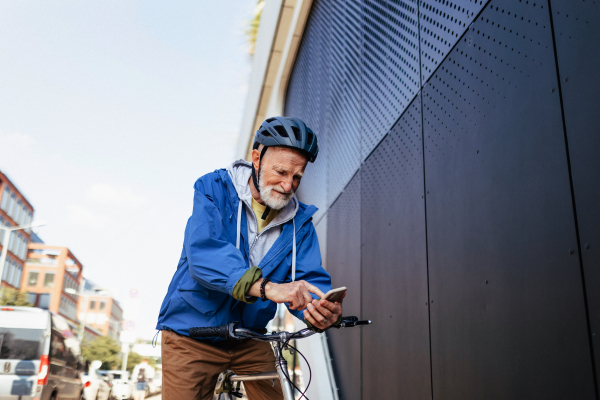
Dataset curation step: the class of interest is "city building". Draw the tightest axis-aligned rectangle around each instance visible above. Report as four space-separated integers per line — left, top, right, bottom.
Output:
78 280 123 342
239 1 600 398
0 170 35 290
23 243 82 324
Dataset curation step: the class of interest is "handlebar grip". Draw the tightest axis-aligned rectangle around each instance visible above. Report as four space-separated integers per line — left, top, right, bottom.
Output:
189 325 230 339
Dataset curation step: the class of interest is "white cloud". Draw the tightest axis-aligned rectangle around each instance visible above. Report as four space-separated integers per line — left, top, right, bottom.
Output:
67 205 108 228
87 183 146 208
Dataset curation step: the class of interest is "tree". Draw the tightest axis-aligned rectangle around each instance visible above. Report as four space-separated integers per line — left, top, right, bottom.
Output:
0 288 32 306
126 352 157 373
126 351 141 373
81 336 121 370
245 0 264 55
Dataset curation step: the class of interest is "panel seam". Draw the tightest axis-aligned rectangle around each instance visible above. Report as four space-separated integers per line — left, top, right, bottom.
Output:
547 1 599 398
416 0 433 396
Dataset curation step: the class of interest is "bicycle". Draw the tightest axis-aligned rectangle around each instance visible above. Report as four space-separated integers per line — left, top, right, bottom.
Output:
189 316 371 400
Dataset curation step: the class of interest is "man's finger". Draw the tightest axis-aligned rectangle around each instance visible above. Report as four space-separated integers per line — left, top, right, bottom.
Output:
314 300 334 320
303 310 322 329
296 290 306 310
302 291 314 309
306 283 325 299
307 303 327 324
318 299 338 312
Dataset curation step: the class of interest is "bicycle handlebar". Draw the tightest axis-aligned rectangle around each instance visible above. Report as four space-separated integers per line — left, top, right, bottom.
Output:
189 317 371 340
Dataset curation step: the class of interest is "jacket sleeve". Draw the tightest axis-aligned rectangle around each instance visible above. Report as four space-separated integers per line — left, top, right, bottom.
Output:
285 224 333 321
184 178 249 296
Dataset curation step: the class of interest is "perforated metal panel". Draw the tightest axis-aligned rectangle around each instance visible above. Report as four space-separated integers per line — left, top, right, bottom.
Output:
360 0 421 160
419 0 487 83
284 0 600 397
326 174 361 400
551 0 600 385
327 0 363 206
286 0 331 222
423 1 595 397
361 96 431 399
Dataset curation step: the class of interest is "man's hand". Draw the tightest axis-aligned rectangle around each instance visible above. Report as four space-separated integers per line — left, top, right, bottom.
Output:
248 279 325 310
303 293 345 330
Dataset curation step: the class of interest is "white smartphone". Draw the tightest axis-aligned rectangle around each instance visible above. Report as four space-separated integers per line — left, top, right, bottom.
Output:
322 286 346 302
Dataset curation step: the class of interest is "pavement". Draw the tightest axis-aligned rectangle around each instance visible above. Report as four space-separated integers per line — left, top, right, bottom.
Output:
147 395 161 400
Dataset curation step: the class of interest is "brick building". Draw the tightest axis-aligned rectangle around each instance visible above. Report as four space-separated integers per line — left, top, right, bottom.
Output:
0 170 34 290
23 243 82 324
78 280 123 341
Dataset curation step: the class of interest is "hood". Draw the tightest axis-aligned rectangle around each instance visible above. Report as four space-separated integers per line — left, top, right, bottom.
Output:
226 159 299 221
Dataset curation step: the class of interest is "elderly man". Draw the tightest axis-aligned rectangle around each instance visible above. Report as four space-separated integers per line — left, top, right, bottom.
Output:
157 117 344 400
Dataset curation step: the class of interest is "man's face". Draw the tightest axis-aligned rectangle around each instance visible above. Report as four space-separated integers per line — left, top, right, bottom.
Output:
252 146 308 209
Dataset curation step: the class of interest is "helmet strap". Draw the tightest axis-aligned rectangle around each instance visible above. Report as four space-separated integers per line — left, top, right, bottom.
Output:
251 145 271 219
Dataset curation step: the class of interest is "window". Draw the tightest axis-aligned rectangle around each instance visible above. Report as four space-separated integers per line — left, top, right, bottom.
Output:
43 272 55 288
25 211 33 233
89 300 96 310
7 193 16 218
20 236 28 260
0 187 9 211
2 256 11 281
8 232 15 254
0 217 4 244
12 262 22 288
14 200 22 224
99 301 106 310
28 271 39 286
6 260 15 287
0 328 45 360
20 205 27 226
38 293 51 309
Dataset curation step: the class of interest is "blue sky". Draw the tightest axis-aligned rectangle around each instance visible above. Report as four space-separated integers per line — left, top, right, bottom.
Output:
0 0 256 338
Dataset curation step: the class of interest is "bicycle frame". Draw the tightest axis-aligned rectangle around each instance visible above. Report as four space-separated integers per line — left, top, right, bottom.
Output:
199 318 371 400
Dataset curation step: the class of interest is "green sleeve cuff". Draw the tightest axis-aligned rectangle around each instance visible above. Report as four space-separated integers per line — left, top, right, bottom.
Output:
306 314 343 333
232 266 263 303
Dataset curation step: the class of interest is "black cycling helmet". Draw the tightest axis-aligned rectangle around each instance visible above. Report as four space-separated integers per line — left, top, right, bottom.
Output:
252 116 319 163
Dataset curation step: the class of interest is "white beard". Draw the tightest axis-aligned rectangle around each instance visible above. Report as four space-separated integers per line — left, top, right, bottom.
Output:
259 170 294 210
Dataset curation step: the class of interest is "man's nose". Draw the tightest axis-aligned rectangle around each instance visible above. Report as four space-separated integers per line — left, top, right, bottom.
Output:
281 178 293 193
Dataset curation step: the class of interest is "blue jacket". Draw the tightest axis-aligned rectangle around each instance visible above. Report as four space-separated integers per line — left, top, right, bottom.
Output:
156 168 332 336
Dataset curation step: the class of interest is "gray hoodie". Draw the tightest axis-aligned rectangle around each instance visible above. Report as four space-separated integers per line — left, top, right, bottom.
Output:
227 159 299 270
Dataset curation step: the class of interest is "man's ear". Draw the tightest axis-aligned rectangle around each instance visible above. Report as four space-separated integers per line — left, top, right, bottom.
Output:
251 148 261 170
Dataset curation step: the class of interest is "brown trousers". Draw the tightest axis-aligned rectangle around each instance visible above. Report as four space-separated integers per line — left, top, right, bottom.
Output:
161 330 283 400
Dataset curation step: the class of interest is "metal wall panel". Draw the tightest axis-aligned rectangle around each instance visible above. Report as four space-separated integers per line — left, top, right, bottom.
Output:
286 0 331 222
327 0 363 206
551 0 600 385
326 174 361 400
361 0 421 160
361 96 431 399
418 0 487 83
423 1 595 398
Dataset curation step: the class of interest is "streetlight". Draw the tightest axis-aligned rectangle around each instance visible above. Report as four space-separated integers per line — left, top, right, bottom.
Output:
0 221 46 284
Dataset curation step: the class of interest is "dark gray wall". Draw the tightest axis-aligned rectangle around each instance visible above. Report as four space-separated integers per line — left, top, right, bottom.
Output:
285 0 600 398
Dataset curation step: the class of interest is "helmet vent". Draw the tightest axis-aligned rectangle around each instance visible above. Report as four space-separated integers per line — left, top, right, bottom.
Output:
306 132 314 145
291 126 301 141
266 117 277 123
273 125 289 137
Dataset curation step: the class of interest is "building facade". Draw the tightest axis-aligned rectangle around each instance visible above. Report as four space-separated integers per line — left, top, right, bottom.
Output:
23 244 82 324
78 281 123 342
0 170 35 290
239 1 600 399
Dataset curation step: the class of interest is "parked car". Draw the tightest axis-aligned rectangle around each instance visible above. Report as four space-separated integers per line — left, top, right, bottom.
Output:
0 306 84 400
99 370 131 400
82 361 111 400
